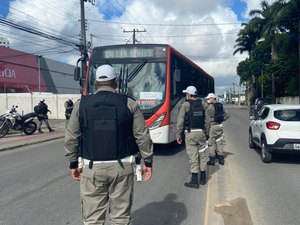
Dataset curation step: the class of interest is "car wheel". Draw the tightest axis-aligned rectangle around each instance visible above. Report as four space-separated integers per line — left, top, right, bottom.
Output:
249 131 256 149
261 139 272 163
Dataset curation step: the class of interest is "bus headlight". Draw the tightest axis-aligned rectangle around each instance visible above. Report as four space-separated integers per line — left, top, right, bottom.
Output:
149 113 166 130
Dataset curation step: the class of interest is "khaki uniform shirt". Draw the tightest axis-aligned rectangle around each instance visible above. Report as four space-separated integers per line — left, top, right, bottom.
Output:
64 86 153 166
176 99 208 139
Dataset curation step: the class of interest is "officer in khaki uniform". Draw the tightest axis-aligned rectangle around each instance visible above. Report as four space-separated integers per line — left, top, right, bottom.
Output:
205 93 230 166
64 65 153 225
176 86 209 189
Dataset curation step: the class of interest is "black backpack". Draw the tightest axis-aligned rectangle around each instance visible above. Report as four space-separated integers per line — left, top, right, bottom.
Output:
214 102 224 123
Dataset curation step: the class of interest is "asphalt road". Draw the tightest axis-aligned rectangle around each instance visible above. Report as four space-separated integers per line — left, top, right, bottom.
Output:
0 106 300 225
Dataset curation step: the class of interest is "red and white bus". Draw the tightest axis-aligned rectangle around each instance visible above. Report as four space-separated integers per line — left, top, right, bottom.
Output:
80 44 214 144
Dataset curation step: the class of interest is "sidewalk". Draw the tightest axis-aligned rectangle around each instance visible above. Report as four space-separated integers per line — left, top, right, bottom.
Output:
0 119 66 151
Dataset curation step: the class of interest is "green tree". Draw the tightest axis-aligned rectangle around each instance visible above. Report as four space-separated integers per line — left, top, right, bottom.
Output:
249 0 284 103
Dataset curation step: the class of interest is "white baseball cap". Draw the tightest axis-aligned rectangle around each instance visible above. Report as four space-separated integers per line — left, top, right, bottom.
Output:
96 65 117 82
206 93 216 99
40 98 45 102
182 86 197 95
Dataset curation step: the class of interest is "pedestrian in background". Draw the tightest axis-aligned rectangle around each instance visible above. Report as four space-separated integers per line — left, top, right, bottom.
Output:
206 93 230 166
64 97 74 127
64 64 153 225
34 98 54 133
176 86 209 189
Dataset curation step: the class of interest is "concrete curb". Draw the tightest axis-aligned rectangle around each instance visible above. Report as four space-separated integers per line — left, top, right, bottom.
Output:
0 135 64 151
0 119 66 152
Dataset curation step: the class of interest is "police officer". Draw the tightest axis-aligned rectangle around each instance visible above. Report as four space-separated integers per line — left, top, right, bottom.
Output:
176 86 208 189
64 97 74 127
34 98 54 133
206 93 230 166
64 65 153 225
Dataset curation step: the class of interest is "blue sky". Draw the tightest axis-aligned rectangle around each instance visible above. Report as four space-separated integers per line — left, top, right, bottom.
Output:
0 0 11 17
228 0 248 21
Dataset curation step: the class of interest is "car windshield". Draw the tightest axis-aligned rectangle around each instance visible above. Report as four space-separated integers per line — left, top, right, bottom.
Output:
274 109 300 121
87 62 166 110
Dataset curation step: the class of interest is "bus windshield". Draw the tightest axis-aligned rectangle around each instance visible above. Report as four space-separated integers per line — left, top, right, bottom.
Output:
87 62 166 110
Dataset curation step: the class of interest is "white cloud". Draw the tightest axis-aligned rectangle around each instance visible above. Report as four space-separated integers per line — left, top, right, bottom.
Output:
242 0 277 18
3 0 251 94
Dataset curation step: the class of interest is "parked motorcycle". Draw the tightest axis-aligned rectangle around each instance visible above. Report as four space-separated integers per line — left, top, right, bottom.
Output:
0 105 37 138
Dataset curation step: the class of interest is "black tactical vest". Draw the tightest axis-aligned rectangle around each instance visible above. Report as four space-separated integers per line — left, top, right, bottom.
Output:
78 91 138 161
213 102 224 123
184 99 205 131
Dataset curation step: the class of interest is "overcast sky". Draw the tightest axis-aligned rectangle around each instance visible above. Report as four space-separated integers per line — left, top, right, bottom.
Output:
0 0 273 94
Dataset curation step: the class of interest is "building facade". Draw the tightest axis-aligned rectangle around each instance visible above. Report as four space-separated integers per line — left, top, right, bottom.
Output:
0 46 80 94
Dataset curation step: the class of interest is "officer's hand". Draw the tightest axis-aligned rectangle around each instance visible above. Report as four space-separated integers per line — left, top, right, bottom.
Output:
71 168 82 181
177 137 182 144
142 166 152 181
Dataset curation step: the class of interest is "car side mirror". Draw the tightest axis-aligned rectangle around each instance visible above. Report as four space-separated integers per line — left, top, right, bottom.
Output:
249 115 256 120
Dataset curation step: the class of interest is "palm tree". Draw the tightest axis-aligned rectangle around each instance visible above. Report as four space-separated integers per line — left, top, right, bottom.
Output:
249 0 284 103
234 18 263 104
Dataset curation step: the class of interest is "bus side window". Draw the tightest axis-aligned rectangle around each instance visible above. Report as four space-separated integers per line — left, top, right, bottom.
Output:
172 69 181 96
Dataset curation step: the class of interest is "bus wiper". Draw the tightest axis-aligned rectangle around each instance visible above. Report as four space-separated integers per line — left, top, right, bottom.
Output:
127 59 147 82
118 66 129 94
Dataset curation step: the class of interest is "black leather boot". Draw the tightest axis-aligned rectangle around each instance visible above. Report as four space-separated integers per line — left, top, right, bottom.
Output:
207 156 215 166
184 173 199 189
38 129 44 134
200 171 207 185
219 155 225 165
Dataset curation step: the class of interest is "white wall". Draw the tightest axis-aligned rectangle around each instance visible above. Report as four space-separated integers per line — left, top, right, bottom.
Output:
0 93 81 119
276 96 300 104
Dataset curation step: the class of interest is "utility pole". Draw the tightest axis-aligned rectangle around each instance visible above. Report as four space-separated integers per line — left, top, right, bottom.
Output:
80 0 87 82
123 29 146 44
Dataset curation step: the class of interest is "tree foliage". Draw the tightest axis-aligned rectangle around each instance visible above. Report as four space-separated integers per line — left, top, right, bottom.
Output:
234 0 300 98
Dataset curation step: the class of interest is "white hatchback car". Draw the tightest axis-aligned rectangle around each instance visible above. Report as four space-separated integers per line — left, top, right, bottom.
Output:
249 104 300 163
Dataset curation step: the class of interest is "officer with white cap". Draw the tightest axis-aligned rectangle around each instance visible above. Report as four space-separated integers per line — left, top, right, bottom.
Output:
205 93 230 165
176 86 209 189
64 64 153 225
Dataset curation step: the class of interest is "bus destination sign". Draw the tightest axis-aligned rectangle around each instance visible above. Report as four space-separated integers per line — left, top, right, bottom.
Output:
102 47 166 59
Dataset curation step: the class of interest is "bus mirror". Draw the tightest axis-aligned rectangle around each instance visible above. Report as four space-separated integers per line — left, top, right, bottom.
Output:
74 67 81 81
174 69 181 82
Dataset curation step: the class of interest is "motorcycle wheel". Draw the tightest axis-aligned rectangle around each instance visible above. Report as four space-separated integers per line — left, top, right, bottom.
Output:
0 120 9 138
23 121 37 135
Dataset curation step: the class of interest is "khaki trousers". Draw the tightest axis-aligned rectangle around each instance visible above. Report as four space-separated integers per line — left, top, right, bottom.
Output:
80 162 134 225
185 131 208 173
208 124 224 157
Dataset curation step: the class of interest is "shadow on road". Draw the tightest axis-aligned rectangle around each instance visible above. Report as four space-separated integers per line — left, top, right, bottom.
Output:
252 147 300 164
131 193 187 225
153 142 184 156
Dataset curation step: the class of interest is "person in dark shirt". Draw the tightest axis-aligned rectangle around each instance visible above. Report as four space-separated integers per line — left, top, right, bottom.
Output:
34 98 54 133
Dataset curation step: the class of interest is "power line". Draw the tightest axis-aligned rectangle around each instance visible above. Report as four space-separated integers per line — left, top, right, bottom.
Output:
88 19 243 27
